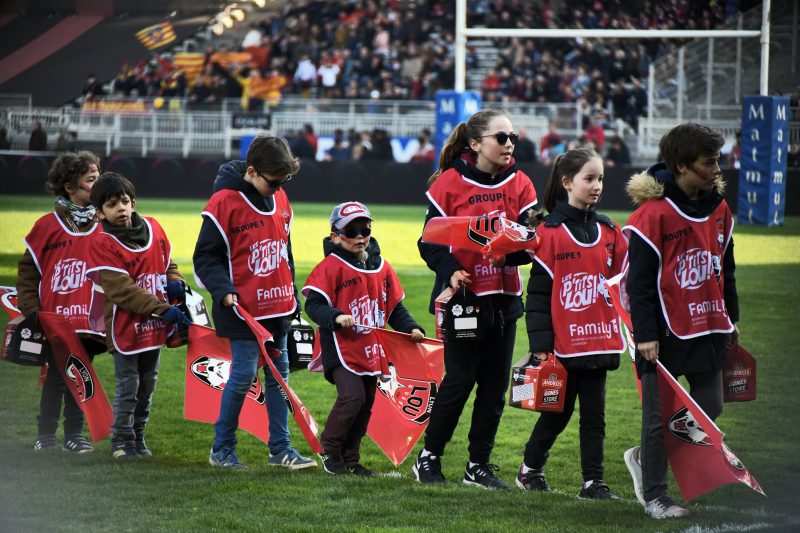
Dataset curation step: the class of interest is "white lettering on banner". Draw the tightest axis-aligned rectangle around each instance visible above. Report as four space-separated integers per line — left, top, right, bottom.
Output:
51 258 87 295
776 105 786 121
439 98 454 114
256 283 294 301
774 171 783 185
56 304 88 316
248 238 288 277
349 295 385 335
135 319 165 334
364 343 385 365
560 272 609 311
568 318 618 339
688 299 725 316
748 104 764 120
136 273 166 295
674 248 720 290
749 128 759 142
463 99 479 115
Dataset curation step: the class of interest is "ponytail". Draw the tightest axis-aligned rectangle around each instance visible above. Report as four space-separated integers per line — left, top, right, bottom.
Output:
541 148 599 212
428 123 469 187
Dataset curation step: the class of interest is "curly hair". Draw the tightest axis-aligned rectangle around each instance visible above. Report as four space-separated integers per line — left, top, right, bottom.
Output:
46 151 100 198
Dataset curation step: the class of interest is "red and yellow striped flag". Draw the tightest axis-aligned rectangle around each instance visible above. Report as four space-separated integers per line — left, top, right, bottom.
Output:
135 21 176 50
173 52 205 84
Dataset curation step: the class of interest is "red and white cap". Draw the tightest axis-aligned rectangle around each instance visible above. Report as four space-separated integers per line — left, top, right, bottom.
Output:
330 201 373 230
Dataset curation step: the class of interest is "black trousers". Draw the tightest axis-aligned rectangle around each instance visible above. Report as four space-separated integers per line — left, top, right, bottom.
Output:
320 366 377 467
641 368 722 501
37 338 101 436
523 368 608 482
424 322 516 464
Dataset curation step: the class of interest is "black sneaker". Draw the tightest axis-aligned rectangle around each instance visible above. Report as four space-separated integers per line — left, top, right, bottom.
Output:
111 443 142 460
515 465 550 492
412 451 445 484
34 434 57 451
578 480 620 500
349 463 376 477
321 452 349 475
135 435 152 457
463 462 509 490
63 434 94 454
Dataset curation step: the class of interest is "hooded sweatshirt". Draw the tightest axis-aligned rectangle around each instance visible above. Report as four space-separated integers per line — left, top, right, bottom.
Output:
193 160 297 339
625 162 739 376
304 236 422 383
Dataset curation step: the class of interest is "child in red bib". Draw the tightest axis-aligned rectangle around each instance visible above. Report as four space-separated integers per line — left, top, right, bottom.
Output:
303 202 424 476
17 151 106 453
515 148 627 499
86 173 189 460
621 123 739 519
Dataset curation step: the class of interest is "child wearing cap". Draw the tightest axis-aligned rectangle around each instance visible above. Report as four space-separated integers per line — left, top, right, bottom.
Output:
302 202 425 476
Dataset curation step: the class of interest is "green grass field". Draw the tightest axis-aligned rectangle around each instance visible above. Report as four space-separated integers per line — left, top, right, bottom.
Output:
0 195 798 532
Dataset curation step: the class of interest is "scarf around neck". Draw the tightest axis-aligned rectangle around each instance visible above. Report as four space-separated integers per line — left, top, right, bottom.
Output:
55 197 96 227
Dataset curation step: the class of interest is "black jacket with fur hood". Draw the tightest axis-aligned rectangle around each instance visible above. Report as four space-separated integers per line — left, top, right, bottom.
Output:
625 162 739 376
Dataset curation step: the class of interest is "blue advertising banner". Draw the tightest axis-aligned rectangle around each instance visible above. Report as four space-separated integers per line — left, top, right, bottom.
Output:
739 96 791 226
434 90 482 167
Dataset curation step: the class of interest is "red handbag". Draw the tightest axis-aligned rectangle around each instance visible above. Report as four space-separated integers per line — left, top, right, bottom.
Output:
509 353 568 412
723 342 757 402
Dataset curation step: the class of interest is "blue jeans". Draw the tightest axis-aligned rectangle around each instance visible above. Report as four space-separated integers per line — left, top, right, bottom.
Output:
111 349 160 444
213 334 291 454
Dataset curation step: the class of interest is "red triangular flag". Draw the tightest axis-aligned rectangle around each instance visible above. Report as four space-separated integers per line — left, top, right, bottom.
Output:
38 312 113 443
421 214 539 258
656 360 764 500
185 324 269 443
235 305 323 454
0 286 21 319
366 329 444 466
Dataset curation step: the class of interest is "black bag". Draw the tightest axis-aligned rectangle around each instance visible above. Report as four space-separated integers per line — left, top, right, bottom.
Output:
444 287 485 341
2 314 50 366
288 317 315 371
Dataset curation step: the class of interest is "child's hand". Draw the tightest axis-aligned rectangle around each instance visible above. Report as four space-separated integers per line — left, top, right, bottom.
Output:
222 293 238 307
166 280 186 301
449 269 471 289
335 314 355 328
410 328 424 342
637 340 659 362
162 306 191 326
489 254 506 268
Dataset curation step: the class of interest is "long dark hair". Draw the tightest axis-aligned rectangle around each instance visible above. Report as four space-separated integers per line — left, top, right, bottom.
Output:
541 148 600 212
427 108 509 187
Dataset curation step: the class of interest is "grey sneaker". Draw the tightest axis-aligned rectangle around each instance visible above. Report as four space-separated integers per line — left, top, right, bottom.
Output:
645 495 689 519
624 446 645 506
515 465 550 492
63 434 94 454
209 447 246 469
34 434 58 451
269 448 317 470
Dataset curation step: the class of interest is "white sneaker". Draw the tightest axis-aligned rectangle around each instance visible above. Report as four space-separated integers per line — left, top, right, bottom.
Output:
645 495 689 519
624 446 645 506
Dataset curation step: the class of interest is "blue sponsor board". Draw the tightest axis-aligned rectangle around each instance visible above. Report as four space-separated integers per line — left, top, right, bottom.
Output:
739 96 791 226
434 91 482 168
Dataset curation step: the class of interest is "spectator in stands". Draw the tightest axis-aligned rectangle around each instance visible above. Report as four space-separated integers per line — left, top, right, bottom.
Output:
411 128 435 164
65 131 81 153
788 144 800 168
81 73 104 102
325 129 351 161
29 122 47 151
351 131 373 161
263 68 289 107
289 129 316 160
0 128 11 150
317 54 341 98
540 121 563 160
303 124 318 155
294 54 317 97
241 22 263 49
513 128 537 163
584 116 606 152
726 130 742 169
605 136 631 167
362 129 393 161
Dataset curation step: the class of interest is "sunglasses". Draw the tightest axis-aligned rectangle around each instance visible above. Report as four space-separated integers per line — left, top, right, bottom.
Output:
257 172 293 189
480 132 519 145
337 226 372 239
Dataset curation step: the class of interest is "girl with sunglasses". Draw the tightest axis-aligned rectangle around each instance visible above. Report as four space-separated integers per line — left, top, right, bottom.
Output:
515 148 627 500
413 108 538 489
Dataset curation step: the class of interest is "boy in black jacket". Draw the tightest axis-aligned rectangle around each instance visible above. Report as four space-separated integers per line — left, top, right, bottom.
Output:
622 123 739 519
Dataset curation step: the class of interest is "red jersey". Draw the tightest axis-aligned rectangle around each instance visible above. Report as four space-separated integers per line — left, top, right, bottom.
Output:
623 198 734 339
426 167 537 296
534 222 627 357
24 212 102 335
302 254 405 376
202 189 296 320
86 217 173 354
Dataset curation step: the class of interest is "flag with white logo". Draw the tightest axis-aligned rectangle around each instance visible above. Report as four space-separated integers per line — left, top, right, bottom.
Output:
421 214 540 257
367 329 444 465
0 286 21 319
185 325 269 443
38 312 113 443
